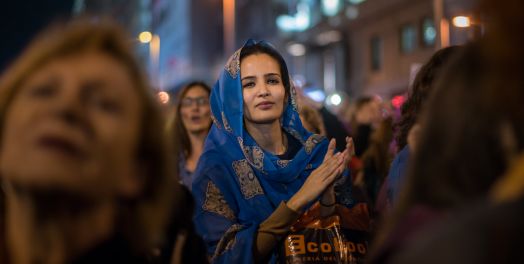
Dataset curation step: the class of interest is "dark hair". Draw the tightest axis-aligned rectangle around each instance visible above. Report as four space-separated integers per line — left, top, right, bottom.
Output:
395 46 462 150
349 96 374 133
239 42 291 98
170 81 212 159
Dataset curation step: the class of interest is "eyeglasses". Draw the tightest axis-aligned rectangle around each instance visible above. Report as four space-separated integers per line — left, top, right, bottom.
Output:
181 96 209 107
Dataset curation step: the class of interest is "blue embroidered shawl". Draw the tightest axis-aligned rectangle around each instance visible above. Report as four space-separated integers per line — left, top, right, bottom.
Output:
192 40 345 263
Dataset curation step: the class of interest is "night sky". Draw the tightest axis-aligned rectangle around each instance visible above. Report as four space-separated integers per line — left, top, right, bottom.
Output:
0 1 73 73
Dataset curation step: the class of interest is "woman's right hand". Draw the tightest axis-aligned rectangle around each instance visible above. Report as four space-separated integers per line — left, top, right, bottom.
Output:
287 139 346 212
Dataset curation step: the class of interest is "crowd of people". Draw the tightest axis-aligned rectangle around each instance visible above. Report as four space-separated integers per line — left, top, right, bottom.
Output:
0 0 522 263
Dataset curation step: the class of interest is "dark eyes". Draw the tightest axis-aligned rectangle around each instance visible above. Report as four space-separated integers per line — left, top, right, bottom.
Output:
27 82 122 115
267 78 280 84
30 83 57 98
242 81 255 88
242 78 280 88
91 96 122 114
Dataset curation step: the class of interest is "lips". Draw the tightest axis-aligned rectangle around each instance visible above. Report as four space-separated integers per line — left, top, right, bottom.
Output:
256 101 274 109
37 135 86 158
190 116 202 122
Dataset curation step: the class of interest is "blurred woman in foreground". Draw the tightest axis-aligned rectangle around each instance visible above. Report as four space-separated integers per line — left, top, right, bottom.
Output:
0 20 175 263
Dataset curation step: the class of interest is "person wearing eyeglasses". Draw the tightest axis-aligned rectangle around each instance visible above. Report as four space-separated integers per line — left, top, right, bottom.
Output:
169 81 212 190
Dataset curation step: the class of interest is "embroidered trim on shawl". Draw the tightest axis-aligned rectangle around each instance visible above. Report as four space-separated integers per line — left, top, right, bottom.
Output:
211 113 222 130
232 159 264 199
222 111 233 133
238 137 265 170
304 134 325 154
290 84 299 112
212 224 243 260
225 49 241 79
277 160 291 168
202 181 236 220
286 128 306 145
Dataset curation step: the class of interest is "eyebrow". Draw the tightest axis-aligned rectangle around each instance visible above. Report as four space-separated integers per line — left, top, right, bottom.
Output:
241 73 281 81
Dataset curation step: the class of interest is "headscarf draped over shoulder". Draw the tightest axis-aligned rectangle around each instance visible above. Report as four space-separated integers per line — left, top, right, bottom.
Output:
192 39 350 263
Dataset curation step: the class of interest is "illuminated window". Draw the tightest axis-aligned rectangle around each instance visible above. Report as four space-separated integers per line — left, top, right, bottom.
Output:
400 24 417 54
370 36 382 71
421 17 436 47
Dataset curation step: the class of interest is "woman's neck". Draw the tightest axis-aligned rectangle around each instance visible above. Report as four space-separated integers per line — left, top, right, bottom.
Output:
4 187 116 264
245 120 286 155
186 131 207 172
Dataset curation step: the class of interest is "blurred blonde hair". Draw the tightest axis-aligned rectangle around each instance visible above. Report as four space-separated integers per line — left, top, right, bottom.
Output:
0 19 177 252
299 105 326 135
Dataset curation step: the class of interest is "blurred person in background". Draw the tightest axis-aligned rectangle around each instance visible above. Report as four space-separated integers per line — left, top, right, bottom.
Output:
386 46 462 209
0 20 176 263
168 81 212 191
383 0 524 263
368 40 524 263
192 40 354 263
159 81 212 264
298 104 326 136
358 116 394 217
350 96 383 157
294 82 350 152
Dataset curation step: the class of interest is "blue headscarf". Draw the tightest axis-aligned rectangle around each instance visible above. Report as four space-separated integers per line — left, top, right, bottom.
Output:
192 40 350 263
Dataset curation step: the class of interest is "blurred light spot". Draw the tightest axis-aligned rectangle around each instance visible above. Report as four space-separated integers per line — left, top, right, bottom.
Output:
452 16 471 28
139 31 152 43
158 91 170 104
287 43 306 56
305 89 326 103
322 0 341 16
327 93 342 106
391 95 406 109
345 6 359 20
348 0 366 4
276 3 310 32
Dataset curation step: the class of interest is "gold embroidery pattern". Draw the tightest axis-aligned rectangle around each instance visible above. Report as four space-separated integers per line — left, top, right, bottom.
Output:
305 134 325 154
211 113 222 130
212 224 243 260
277 160 291 168
221 111 233 133
202 182 236 221
232 159 264 199
224 49 241 79
287 128 305 145
238 137 265 170
290 85 299 112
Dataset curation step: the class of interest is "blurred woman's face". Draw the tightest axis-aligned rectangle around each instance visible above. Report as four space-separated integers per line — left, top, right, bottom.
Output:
241 53 286 126
0 52 143 198
180 85 211 135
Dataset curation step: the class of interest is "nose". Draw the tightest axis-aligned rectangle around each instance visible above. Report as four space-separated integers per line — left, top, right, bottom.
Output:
52 84 88 128
257 83 270 97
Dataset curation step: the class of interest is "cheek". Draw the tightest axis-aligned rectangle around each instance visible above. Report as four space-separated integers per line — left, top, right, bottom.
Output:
180 109 191 123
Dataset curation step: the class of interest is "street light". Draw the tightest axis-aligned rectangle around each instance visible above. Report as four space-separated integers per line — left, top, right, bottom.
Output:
223 0 236 55
138 31 152 43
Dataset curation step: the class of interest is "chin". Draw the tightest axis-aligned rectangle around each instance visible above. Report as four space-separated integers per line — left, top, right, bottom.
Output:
249 115 281 125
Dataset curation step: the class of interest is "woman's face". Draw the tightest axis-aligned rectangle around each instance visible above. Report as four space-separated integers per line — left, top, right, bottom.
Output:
180 85 211 135
0 52 143 198
241 53 286 126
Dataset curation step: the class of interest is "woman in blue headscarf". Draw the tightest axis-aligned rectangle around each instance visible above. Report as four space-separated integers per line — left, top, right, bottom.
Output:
192 40 354 263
